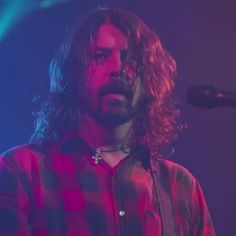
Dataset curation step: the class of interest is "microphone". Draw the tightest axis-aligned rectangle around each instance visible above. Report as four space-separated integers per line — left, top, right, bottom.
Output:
187 85 236 108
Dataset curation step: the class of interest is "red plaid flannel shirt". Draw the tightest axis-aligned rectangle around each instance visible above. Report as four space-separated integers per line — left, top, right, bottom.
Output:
0 136 215 235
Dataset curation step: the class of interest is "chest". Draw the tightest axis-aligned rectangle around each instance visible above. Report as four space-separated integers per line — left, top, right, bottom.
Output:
28 154 162 235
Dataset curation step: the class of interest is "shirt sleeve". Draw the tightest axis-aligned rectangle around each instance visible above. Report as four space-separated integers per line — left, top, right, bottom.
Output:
0 152 31 235
189 180 216 236
161 159 216 236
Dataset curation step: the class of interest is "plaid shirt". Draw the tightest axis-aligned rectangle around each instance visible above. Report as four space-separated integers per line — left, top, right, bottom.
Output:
0 136 215 236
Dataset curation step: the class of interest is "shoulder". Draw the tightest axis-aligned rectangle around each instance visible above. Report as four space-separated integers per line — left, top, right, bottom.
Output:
0 142 56 171
153 159 216 235
1 142 55 158
153 158 197 189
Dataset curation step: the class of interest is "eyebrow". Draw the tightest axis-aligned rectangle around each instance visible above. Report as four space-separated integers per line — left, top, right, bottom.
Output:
94 47 112 52
94 47 129 54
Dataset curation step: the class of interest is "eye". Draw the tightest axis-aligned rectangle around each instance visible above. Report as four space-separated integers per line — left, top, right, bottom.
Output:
92 49 111 62
92 52 108 61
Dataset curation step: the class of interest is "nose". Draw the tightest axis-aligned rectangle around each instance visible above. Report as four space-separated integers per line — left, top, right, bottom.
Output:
110 50 123 70
109 52 123 79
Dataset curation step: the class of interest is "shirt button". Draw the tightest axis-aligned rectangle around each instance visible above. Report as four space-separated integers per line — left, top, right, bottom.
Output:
119 210 125 216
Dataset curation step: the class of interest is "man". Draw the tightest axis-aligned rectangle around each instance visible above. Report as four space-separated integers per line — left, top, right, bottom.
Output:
0 8 215 235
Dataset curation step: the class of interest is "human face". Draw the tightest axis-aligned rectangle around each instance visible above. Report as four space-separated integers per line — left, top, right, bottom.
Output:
85 23 141 126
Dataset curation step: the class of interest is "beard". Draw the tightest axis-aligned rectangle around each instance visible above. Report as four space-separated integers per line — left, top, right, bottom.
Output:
94 94 135 127
82 79 140 128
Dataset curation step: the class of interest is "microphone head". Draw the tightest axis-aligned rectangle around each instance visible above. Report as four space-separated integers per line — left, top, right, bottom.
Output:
187 85 225 109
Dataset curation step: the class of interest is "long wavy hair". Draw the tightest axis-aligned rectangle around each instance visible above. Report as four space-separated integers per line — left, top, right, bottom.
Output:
31 7 180 154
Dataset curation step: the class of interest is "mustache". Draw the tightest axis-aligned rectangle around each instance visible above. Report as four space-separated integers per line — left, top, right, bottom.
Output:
98 80 133 100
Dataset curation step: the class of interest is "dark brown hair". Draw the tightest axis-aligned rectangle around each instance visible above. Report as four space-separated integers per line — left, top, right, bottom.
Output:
31 7 180 154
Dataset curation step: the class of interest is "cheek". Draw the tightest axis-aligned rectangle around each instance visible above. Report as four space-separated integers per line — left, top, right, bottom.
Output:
85 63 108 109
86 62 108 89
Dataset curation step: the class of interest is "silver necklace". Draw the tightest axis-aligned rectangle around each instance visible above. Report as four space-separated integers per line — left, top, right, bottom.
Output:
91 149 102 165
91 147 129 165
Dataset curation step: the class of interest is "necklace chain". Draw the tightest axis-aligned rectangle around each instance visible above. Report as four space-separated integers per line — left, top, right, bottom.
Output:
99 148 125 153
91 146 130 165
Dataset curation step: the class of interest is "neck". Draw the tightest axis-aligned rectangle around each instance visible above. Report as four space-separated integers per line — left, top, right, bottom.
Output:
78 115 133 150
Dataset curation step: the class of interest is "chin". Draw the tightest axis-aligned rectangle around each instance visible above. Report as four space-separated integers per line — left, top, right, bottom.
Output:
91 93 140 127
94 110 134 128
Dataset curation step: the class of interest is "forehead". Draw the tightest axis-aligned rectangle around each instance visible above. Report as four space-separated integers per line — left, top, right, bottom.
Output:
92 23 128 49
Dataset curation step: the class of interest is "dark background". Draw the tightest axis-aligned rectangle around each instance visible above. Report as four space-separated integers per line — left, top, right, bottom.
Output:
0 0 235 235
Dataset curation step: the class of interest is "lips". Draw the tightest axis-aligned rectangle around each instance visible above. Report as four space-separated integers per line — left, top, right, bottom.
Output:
98 81 133 101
